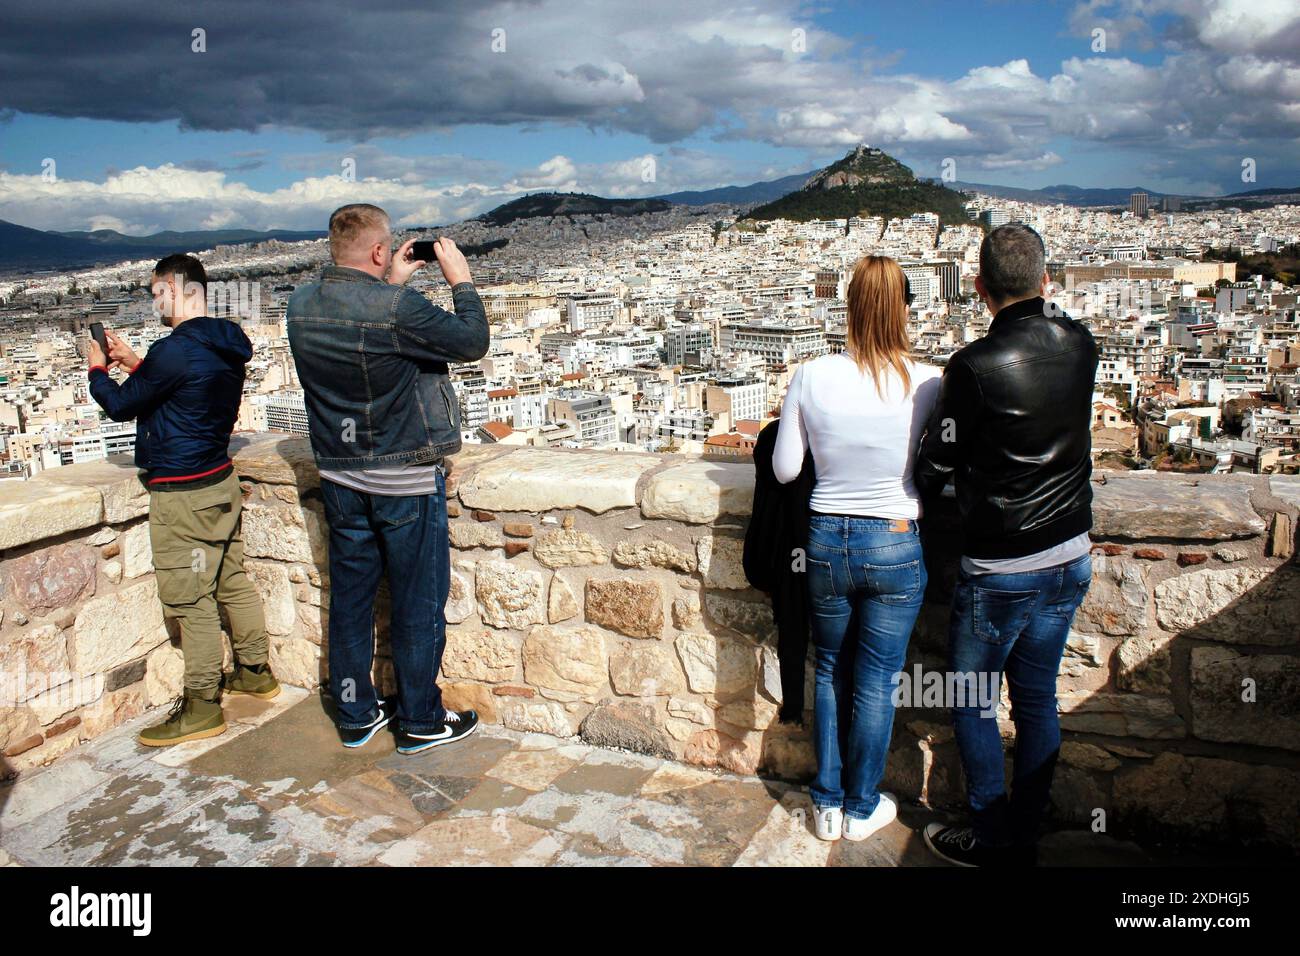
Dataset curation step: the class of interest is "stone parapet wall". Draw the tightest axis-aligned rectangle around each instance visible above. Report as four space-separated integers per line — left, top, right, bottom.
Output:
2 436 1297 850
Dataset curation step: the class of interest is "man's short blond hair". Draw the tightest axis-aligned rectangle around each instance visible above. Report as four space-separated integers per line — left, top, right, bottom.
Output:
328 203 391 263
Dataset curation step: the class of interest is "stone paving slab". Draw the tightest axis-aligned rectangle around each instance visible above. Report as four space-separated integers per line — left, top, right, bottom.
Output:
0 693 1189 867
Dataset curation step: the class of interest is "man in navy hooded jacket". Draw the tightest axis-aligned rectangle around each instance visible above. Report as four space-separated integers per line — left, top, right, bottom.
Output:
89 253 276 747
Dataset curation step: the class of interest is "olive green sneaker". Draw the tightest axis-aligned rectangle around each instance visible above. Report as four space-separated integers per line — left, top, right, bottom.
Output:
222 661 281 700
138 690 226 747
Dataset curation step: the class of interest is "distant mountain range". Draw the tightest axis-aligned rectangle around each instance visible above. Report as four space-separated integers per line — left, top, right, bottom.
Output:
742 145 972 226
473 192 673 227
0 219 324 275
653 172 813 207
931 180 1300 209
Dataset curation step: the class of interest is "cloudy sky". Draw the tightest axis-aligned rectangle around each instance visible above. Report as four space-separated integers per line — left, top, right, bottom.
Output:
1 0 1298 234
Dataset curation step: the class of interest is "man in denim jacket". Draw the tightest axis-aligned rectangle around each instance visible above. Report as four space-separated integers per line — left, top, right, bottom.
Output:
288 203 489 754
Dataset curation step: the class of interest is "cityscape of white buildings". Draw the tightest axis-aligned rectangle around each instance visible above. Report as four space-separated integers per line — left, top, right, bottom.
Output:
3 191 1299 480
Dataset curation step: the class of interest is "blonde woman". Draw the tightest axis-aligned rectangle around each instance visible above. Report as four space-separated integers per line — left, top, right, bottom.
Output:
773 255 942 841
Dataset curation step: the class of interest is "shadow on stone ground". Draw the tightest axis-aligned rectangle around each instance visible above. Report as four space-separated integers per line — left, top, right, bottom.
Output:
0 691 1261 868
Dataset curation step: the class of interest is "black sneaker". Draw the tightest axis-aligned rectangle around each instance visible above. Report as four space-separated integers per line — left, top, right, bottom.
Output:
339 698 392 749
395 709 479 755
923 824 1019 867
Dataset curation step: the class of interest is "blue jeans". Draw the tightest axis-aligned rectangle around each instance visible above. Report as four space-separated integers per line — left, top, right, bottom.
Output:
948 552 1092 848
805 514 926 819
320 468 450 735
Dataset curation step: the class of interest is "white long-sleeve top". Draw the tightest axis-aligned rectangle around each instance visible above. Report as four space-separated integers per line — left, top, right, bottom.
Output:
772 352 943 519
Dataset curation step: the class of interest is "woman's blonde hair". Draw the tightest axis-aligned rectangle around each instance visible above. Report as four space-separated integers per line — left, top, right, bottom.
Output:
844 254 913 397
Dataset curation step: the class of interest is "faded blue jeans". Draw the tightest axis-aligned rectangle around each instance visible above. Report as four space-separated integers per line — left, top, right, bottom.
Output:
805 514 926 819
320 466 450 735
948 552 1092 848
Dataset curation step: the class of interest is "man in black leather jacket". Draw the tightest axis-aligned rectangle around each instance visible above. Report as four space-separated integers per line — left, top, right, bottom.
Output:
915 223 1099 867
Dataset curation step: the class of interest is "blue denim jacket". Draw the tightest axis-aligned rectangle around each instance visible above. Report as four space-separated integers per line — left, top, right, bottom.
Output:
286 265 489 469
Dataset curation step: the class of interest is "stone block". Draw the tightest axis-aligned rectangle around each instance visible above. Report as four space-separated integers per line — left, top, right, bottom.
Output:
441 628 519 682
641 460 754 524
522 624 608 698
70 579 167 675
611 536 695 572
608 641 685 697
474 560 546 630
459 448 655 514
1155 566 1297 644
533 529 609 568
1092 476 1265 540
585 578 664 639
4 544 97 614
579 699 674 759
695 535 748 589
1190 646 1299 751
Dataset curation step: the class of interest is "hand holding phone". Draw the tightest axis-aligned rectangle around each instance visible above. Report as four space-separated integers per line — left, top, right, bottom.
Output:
90 321 109 355
87 322 108 369
104 329 141 371
428 237 472 287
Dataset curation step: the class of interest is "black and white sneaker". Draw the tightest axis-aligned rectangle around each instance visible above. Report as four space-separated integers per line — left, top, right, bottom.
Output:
339 698 392 749
923 823 1022 867
395 709 479 754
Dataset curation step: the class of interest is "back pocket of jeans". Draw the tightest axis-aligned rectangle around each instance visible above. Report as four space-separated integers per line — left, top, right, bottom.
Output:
867 559 922 604
972 586 1039 644
804 557 837 600
374 495 421 528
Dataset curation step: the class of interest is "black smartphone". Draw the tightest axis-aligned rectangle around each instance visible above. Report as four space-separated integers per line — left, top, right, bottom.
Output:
89 321 108 355
409 240 438 261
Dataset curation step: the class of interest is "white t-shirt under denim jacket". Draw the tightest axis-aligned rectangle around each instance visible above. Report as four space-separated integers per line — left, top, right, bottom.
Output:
772 353 942 519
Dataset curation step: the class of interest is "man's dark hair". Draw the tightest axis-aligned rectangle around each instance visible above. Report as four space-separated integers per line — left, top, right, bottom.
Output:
979 222 1046 303
152 253 207 292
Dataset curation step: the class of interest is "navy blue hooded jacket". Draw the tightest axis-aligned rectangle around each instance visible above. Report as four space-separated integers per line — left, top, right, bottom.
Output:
89 317 253 483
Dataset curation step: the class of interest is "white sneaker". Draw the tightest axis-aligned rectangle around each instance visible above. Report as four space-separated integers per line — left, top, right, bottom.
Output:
813 804 843 841
843 793 898 842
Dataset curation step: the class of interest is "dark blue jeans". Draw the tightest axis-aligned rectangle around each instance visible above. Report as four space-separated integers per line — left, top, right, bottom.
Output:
805 514 926 819
948 552 1092 848
320 469 450 735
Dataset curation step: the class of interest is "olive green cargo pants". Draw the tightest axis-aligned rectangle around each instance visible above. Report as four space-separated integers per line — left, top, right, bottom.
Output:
148 471 269 696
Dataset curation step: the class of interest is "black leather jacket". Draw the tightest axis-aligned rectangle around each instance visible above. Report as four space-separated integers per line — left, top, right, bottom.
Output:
915 296 1098 559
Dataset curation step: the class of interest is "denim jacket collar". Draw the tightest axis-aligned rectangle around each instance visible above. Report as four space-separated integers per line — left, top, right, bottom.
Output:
321 264 385 284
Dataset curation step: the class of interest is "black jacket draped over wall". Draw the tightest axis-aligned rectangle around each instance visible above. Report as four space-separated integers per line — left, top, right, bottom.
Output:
742 420 815 723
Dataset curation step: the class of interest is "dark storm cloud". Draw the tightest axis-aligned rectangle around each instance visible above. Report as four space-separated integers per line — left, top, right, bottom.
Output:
0 0 751 141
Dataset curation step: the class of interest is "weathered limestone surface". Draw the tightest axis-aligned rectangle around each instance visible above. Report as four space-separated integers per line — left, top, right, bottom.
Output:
3 441 1297 851
1092 475 1267 540
0 479 102 551
458 447 656 514
241 494 327 565
585 578 664 639
612 536 695 572
1074 558 1148 635
641 460 754 523
533 529 609 568
1114 752 1300 848
475 561 546 630
40 458 149 524
229 433 320 489
1189 646 1300 751
522 624 607 699
5 544 97 613
1155 565 1297 643
70 580 168 675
